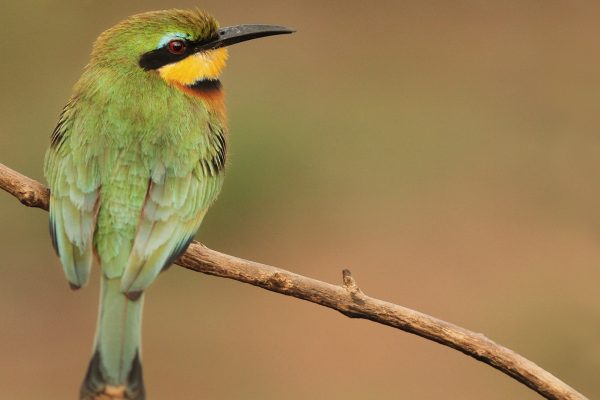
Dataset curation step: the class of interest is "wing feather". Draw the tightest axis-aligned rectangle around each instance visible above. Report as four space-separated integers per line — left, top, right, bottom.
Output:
121 161 222 295
44 102 100 288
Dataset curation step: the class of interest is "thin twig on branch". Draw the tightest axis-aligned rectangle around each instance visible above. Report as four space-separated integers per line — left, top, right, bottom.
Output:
0 161 589 400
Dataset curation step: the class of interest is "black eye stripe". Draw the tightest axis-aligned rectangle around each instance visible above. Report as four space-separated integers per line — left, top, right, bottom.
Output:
138 43 192 71
138 34 219 71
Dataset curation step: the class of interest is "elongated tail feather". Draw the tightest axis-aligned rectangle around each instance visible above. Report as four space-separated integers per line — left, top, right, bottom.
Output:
80 276 145 400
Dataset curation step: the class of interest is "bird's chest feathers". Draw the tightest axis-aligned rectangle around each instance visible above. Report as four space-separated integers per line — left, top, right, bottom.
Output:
103 114 226 179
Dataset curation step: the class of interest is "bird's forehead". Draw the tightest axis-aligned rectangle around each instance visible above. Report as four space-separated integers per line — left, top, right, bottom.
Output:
157 32 192 48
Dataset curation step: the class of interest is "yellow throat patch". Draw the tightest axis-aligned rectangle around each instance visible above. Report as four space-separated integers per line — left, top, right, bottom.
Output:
158 48 229 85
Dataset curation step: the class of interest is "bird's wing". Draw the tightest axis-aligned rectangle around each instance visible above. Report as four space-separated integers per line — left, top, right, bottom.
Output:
120 125 226 297
44 102 100 288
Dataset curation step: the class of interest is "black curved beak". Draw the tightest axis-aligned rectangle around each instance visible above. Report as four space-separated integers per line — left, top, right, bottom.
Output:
194 24 295 52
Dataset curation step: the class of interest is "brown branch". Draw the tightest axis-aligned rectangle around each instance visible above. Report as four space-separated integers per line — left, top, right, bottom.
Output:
0 163 49 210
0 161 588 400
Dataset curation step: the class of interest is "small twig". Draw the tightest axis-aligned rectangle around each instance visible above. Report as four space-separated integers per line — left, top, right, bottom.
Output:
0 161 589 400
341 268 365 305
342 268 360 292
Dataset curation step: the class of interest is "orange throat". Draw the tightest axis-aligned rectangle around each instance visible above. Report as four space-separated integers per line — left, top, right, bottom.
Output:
175 80 226 116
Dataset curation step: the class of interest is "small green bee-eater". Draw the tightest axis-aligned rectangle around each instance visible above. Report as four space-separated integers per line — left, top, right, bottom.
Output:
43 9 293 399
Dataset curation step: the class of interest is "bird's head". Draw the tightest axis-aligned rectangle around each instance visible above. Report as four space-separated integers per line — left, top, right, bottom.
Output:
90 9 293 89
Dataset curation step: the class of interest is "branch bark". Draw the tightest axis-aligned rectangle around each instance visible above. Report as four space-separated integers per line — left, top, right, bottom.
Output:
0 161 589 400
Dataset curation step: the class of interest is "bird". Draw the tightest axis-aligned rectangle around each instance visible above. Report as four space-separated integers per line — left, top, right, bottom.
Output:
43 9 293 399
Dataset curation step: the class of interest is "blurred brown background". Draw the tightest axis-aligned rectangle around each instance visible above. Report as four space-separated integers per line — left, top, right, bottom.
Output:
1 1 599 399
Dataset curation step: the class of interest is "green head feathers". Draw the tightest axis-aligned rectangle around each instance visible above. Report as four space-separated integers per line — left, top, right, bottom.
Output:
90 9 219 68
84 9 293 88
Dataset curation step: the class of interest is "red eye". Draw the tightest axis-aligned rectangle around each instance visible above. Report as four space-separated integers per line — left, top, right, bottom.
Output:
167 39 186 55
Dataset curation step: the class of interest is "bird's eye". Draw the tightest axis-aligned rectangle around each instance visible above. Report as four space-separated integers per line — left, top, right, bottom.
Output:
167 39 186 55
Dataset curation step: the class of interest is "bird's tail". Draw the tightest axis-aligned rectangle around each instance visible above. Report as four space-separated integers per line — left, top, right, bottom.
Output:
80 276 145 400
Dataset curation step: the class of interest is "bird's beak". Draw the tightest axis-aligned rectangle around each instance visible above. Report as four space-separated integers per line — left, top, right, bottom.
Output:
194 24 295 52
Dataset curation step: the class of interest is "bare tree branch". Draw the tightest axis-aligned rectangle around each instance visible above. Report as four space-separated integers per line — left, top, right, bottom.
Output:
0 161 589 400
0 163 49 210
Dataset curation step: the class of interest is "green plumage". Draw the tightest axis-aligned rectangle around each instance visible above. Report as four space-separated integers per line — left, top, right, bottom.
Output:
44 10 226 400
